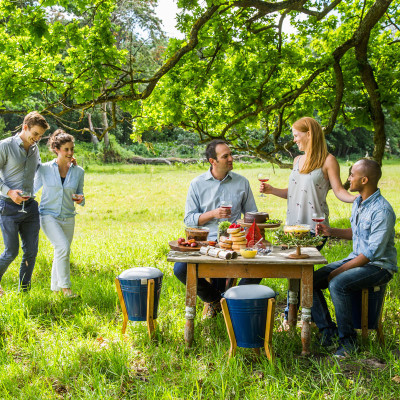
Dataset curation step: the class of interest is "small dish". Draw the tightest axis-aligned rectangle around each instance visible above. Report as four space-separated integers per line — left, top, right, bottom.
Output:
240 248 258 258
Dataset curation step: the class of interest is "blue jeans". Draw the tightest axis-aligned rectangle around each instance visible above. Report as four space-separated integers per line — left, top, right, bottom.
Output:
174 262 257 303
312 259 393 341
0 199 40 290
174 262 227 303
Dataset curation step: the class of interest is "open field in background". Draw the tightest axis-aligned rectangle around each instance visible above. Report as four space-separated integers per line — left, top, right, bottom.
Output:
1 161 400 399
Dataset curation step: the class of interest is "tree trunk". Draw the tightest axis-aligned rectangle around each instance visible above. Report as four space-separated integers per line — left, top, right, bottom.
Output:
355 42 386 165
87 113 99 145
102 102 110 148
353 0 392 165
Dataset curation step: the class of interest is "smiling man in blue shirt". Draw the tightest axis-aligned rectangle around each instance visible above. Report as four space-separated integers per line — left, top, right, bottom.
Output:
313 159 397 358
0 112 49 294
174 139 257 317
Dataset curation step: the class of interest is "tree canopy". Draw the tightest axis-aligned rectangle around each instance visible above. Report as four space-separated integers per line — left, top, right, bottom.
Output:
134 0 400 164
1 0 399 164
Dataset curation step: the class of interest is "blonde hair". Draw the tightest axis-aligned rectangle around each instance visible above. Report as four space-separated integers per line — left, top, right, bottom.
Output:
292 117 328 174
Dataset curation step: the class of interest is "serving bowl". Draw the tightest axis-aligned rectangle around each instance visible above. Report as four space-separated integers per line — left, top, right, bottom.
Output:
240 248 258 258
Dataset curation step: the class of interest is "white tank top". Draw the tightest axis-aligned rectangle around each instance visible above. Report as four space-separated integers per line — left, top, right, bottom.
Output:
286 156 330 228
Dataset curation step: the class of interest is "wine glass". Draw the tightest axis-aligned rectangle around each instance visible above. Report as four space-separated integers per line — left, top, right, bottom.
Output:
72 194 83 202
220 193 232 221
257 173 270 197
312 213 325 235
18 191 31 213
72 194 83 215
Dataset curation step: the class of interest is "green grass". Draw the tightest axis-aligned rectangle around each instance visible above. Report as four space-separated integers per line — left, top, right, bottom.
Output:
1 162 400 399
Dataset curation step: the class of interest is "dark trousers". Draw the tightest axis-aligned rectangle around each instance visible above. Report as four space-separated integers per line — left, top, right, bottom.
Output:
0 199 40 290
312 260 393 341
174 262 227 303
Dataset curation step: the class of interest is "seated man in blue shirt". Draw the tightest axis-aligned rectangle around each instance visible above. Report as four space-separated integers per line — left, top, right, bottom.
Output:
313 159 397 357
174 139 258 317
0 112 49 294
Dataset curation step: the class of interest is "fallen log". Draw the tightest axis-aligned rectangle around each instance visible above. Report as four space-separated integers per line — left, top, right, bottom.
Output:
127 154 262 165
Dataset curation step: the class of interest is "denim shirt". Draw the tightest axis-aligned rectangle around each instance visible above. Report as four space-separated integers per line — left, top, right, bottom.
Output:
184 169 257 240
348 189 397 272
34 160 85 218
0 134 41 198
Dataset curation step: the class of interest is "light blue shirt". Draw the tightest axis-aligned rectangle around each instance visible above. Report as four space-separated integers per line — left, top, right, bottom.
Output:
348 189 397 272
0 134 41 198
34 160 85 218
184 169 257 240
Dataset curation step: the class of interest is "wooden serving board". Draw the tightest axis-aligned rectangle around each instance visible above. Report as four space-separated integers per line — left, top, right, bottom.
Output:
237 219 281 229
169 240 208 252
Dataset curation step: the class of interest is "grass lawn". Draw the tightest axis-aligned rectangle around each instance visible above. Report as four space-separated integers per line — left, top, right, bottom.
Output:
1 161 400 399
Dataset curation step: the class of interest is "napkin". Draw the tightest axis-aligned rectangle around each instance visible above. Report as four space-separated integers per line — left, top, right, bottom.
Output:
246 220 263 247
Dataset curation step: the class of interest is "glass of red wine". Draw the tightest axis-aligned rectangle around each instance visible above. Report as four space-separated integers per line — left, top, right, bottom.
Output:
312 213 325 235
72 193 83 202
257 173 269 197
18 191 31 213
220 193 232 221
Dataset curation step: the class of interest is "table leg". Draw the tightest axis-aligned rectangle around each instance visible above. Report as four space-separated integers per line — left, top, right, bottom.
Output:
288 279 300 329
185 263 197 347
301 266 313 356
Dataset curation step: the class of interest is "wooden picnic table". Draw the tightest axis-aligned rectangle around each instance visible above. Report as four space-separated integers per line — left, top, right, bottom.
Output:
167 246 327 355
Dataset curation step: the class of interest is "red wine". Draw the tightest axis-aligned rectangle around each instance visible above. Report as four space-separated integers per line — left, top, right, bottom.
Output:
221 206 232 209
258 178 269 182
312 218 324 223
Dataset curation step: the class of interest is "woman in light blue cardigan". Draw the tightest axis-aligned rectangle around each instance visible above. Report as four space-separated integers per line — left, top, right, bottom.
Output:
34 130 84 297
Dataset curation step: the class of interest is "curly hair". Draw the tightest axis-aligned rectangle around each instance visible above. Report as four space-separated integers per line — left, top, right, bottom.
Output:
48 129 74 154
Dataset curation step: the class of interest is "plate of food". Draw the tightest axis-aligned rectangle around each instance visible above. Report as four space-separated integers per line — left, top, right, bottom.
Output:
169 238 216 252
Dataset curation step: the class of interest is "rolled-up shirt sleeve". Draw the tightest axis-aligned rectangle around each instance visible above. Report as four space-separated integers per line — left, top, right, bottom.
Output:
363 209 395 262
33 167 43 195
184 182 202 227
77 170 85 207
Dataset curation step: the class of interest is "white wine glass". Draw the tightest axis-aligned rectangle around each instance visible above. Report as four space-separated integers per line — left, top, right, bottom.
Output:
18 191 31 213
257 173 269 197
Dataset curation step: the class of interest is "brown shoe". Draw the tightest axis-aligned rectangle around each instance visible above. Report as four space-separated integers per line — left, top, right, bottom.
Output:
203 299 222 319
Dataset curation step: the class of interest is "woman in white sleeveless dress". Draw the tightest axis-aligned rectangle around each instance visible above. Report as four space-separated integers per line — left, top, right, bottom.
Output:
259 117 356 326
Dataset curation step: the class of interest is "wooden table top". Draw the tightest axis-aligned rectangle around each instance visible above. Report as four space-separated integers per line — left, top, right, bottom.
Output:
167 246 327 265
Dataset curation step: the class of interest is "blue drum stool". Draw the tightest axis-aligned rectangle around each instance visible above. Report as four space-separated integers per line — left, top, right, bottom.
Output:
115 267 163 338
221 285 277 362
